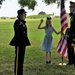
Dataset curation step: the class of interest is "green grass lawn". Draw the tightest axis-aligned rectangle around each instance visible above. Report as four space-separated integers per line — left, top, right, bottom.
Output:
0 18 75 75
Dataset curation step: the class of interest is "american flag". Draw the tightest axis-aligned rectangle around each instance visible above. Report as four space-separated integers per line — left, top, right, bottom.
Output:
57 36 68 59
57 0 68 59
60 0 68 32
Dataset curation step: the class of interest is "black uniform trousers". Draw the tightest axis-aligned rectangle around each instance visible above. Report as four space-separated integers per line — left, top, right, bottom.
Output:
74 50 75 67
67 40 74 64
67 38 74 64
14 46 26 75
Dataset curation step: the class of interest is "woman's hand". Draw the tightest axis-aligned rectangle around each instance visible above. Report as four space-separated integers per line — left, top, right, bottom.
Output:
40 19 43 23
38 19 45 29
61 32 64 35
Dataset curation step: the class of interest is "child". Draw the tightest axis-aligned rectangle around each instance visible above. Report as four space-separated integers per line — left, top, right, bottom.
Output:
38 17 61 64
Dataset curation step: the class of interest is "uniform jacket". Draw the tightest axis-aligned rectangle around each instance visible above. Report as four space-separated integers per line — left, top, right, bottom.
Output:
65 28 70 43
70 13 75 44
9 18 30 46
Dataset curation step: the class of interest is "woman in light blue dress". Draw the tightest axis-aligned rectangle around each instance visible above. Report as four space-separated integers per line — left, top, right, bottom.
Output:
38 17 61 64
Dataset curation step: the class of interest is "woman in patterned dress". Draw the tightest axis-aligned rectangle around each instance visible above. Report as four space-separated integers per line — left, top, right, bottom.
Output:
38 17 61 64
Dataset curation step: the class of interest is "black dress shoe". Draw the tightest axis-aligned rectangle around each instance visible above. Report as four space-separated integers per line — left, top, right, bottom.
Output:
46 61 48 64
67 62 72 65
49 60 52 64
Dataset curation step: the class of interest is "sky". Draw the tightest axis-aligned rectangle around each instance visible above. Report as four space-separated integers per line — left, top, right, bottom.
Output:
0 0 74 17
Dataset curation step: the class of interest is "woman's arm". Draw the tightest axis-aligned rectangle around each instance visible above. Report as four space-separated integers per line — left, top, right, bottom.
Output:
53 27 61 34
38 19 46 29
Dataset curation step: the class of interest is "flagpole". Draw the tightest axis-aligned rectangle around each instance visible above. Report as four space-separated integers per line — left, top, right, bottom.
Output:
61 32 64 65
59 0 64 66
62 56 63 63
58 38 66 66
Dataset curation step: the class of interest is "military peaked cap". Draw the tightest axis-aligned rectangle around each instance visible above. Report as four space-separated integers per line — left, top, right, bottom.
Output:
17 9 27 15
70 1 75 8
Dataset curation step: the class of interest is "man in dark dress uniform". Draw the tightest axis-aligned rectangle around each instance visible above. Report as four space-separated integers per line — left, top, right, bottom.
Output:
69 1 75 67
65 28 74 65
9 9 30 75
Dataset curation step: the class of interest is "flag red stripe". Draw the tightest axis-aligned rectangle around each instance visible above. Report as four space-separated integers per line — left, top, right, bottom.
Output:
61 9 66 17
58 38 64 52
61 23 68 31
57 37 62 48
61 17 67 24
62 44 67 56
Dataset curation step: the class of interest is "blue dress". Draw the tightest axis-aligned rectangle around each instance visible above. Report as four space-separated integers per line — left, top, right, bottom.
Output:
41 27 54 52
